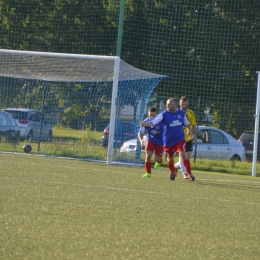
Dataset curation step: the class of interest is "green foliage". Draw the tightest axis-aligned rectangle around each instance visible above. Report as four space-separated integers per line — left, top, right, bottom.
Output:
0 0 260 167
60 106 82 128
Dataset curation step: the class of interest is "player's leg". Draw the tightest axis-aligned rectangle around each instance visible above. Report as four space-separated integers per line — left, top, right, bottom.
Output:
180 152 195 181
174 157 180 168
143 150 153 177
174 140 194 181
179 151 190 178
186 151 192 160
164 145 177 180
175 156 187 176
154 144 164 169
174 141 187 174
182 141 195 181
143 140 154 177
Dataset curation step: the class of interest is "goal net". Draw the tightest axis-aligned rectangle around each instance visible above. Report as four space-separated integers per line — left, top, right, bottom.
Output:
0 49 165 164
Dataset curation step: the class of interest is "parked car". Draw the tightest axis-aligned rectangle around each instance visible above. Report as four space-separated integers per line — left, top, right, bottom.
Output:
3 108 52 142
120 135 147 153
120 126 246 161
101 120 138 148
0 110 20 143
195 126 245 161
238 131 260 160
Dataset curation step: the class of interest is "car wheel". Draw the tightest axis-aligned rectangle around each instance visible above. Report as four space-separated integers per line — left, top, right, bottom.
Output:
27 131 33 142
230 155 241 161
47 131 52 142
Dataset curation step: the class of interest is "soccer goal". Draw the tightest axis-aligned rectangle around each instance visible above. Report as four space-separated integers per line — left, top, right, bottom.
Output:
0 49 165 165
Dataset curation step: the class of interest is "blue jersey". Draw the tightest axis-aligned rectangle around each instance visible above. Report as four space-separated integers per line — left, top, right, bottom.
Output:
150 109 189 147
139 118 163 145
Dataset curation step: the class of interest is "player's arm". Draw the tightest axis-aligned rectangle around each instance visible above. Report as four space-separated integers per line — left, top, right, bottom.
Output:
138 127 145 148
188 110 197 143
184 115 192 139
140 121 152 127
140 113 163 127
138 132 144 144
192 125 197 144
186 125 192 137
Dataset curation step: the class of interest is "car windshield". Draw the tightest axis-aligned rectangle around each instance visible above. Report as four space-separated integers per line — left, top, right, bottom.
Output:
4 110 28 120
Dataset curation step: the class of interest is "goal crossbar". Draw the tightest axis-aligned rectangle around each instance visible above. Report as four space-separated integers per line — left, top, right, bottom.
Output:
0 49 117 60
0 49 165 82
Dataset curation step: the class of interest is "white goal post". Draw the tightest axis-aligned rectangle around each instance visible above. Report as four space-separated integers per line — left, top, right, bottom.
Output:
0 49 120 163
252 71 260 176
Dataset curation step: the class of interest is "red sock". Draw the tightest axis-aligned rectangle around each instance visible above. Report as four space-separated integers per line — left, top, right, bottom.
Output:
167 161 175 173
183 160 191 174
157 158 162 164
145 162 152 173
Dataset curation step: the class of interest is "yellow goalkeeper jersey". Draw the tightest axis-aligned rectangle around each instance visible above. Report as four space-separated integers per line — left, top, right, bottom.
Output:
183 109 197 142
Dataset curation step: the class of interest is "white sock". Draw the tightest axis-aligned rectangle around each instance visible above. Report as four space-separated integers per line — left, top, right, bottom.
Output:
178 157 187 175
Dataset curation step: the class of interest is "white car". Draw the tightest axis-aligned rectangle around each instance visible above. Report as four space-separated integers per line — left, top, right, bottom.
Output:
120 126 246 161
120 138 145 153
120 135 147 153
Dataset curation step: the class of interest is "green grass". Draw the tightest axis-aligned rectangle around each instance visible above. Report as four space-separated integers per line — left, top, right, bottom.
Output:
0 125 258 175
0 140 258 175
52 125 101 141
191 158 255 176
1 153 260 259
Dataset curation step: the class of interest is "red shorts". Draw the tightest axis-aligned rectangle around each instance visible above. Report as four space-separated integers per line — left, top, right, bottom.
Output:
146 140 164 157
163 140 186 158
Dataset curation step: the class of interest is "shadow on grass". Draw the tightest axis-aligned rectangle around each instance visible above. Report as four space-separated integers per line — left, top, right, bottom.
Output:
194 179 260 191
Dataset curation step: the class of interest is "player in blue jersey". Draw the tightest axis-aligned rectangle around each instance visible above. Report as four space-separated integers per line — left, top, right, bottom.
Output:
138 107 164 178
140 98 195 181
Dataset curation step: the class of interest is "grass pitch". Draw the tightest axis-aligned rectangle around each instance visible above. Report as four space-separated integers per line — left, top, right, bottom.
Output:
1 153 260 259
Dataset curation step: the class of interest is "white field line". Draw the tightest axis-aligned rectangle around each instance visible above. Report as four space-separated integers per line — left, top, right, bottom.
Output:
1 177 260 206
1 153 260 185
1 156 260 185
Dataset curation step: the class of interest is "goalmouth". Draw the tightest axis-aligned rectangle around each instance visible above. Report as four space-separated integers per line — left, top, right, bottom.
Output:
0 49 165 165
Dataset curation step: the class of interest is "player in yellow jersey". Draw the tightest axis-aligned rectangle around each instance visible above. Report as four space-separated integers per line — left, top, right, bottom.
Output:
175 96 197 180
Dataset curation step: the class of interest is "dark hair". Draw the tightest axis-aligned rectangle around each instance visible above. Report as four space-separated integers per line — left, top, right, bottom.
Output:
180 96 188 101
149 107 157 113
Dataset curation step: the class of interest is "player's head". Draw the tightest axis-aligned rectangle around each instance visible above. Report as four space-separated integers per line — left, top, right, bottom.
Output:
166 98 177 112
179 96 189 111
148 107 157 119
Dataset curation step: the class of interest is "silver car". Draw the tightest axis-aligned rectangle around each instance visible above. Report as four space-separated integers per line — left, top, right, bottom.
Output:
3 108 52 142
120 126 246 161
195 126 245 161
0 111 20 143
